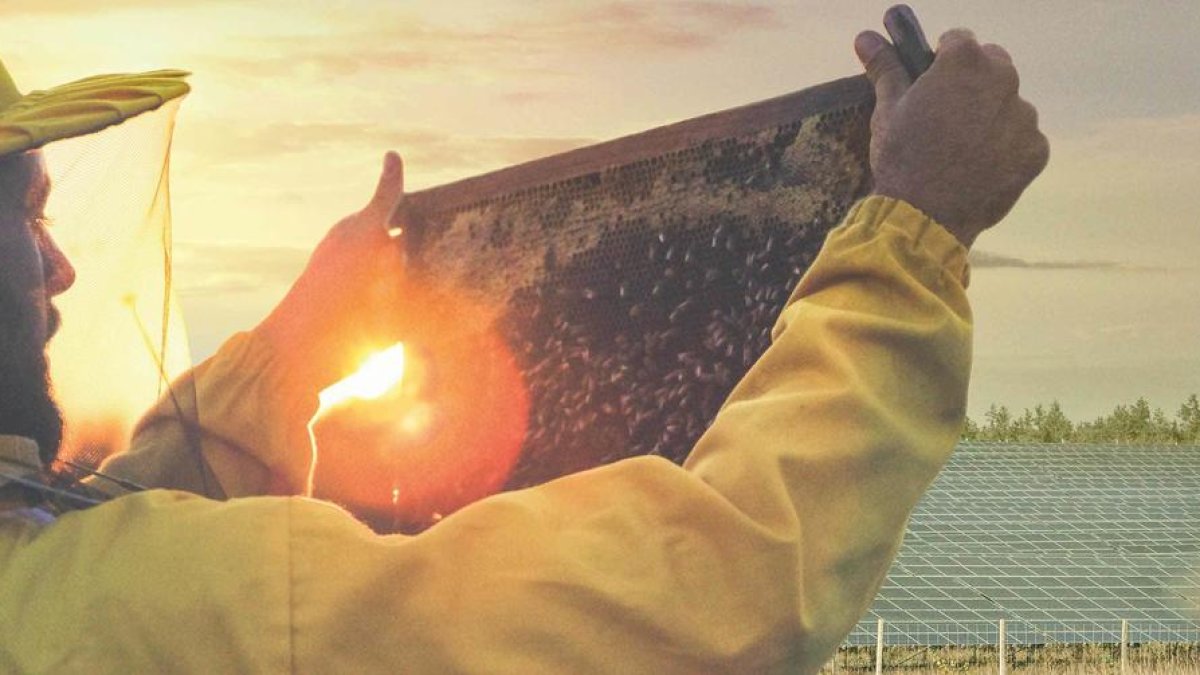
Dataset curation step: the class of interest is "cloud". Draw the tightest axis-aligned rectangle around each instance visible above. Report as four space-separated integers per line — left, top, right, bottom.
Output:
969 250 1166 272
535 1 781 51
172 241 310 296
669 1 778 28
208 2 783 79
185 120 595 174
992 113 1200 269
0 0 231 15
1095 323 1139 336
497 91 562 106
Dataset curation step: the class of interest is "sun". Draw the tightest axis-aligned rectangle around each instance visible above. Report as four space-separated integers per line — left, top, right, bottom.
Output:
317 343 408 411
305 342 408 497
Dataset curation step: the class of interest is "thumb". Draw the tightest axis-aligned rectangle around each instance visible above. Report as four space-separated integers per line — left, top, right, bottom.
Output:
855 30 911 111
365 150 405 221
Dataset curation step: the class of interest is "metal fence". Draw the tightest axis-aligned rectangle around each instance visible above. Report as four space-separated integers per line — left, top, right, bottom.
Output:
831 618 1200 673
843 618 1200 646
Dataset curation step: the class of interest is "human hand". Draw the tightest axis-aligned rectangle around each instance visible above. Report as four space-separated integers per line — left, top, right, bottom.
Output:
855 21 1050 248
255 151 407 395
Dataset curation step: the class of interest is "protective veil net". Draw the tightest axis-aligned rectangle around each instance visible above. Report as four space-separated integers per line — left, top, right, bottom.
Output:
39 99 198 497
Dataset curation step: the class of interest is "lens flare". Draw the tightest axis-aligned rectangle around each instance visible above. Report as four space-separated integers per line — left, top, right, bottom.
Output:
317 343 407 411
302 285 529 532
306 342 407 496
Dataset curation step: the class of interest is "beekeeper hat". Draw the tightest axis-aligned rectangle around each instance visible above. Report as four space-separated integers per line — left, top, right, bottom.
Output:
0 59 204 486
0 60 189 158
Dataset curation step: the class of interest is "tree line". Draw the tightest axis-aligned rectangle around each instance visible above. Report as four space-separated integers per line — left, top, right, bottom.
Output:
962 394 1200 444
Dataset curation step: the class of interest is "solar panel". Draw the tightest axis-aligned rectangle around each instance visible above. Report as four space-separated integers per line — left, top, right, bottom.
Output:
846 442 1200 646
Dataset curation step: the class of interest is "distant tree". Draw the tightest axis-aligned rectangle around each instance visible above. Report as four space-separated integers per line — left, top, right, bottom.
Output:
1011 407 1038 442
1076 403 1130 443
982 404 1013 442
1110 401 1138 442
961 415 980 441
1150 407 1179 443
1179 394 1200 443
1035 401 1073 443
1074 416 1105 444
1130 398 1155 442
962 394 1199 445
1113 398 1177 443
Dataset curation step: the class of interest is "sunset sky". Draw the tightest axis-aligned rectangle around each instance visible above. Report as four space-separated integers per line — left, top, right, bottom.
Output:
1 0 1197 421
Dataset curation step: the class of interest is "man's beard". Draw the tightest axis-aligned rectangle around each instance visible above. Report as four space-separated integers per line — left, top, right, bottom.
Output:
0 286 64 465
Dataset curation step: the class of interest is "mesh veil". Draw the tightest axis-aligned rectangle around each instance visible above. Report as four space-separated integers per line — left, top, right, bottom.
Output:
40 99 197 475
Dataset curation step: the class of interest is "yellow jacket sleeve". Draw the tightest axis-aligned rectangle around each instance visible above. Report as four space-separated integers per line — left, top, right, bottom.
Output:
97 325 321 499
20 195 972 673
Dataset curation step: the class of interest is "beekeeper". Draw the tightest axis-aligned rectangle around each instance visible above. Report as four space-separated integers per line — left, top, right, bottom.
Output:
0 18 1047 675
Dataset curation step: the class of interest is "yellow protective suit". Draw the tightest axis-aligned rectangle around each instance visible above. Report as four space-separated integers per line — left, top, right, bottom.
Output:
0 195 971 674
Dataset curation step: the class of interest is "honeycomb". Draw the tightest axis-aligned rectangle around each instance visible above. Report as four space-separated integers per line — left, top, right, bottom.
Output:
399 75 875 494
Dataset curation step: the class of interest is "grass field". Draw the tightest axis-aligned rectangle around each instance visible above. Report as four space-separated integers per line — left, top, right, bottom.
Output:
823 643 1200 673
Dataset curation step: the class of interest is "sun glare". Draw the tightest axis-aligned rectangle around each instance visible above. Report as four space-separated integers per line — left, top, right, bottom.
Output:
306 342 408 497
318 343 407 411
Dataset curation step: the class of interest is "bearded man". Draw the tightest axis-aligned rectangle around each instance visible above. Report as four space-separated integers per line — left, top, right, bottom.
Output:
0 11 1047 674
0 152 71 466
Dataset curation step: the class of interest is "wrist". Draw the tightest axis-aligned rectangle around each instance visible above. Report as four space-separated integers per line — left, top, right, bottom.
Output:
868 187 979 250
849 195 971 287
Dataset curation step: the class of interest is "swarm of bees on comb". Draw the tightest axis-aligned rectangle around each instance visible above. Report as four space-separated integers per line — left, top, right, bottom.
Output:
399 77 875 494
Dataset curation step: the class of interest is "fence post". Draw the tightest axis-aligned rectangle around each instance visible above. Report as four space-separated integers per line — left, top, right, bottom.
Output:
1121 619 1129 674
875 618 884 675
998 619 1007 675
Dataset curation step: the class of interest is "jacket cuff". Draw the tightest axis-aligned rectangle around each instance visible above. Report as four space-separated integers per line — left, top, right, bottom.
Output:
844 196 971 289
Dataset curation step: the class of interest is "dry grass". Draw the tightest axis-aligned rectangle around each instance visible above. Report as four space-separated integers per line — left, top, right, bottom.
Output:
823 643 1200 673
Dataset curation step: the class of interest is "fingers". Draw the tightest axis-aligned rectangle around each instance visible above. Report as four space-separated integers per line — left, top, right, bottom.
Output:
938 28 977 51
981 43 1012 65
1025 126 1051 177
936 29 1020 95
855 30 911 111
365 150 405 222
1013 98 1039 131
937 30 1013 70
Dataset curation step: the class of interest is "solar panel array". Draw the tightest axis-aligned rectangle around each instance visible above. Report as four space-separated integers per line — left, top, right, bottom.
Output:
846 442 1200 645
